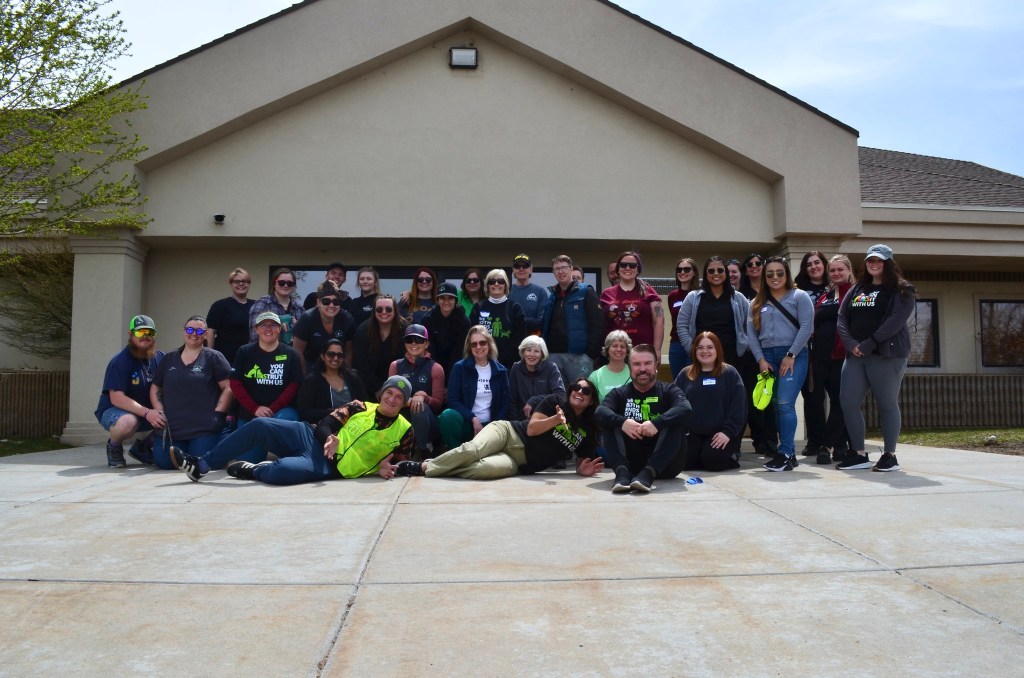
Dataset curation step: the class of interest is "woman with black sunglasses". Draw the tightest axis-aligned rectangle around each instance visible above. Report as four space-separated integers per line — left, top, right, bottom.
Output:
391 378 604 479
149 316 233 469
399 267 438 324
292 281 357 375
247 267 304 345
353 294 408 396
297 338 367 424
469 268 526 369
388 324 445 456
667 256 701 376
600 251 664 362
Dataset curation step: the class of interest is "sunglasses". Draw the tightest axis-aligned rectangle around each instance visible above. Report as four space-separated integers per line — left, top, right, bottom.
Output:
184 327 207 336
745 261 763 269
618 261 639 269
375 306 394 314
676 266 693 274
706 267 726 275
512 263 530 269
276 280 296 287
465 278 481 284
404 337 427 344
416 277 433 284
319 298 341 306
231 279 250 285
487 279 505 286
324 351 344 360
470 340 489 348
570 383 594 396
131 329 155 338
764 271 786 279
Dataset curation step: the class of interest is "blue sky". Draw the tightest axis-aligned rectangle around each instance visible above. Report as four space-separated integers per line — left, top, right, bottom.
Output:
106 0 1024 176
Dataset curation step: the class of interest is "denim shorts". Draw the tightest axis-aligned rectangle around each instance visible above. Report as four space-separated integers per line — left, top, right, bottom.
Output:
98 407 154 432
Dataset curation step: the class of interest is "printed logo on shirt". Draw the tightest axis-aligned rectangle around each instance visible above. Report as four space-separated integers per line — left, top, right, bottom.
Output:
527 293 538 302
245 363 286 386
130 371 141 386
850 290 880 308
623 396 660 422
479 315 511 339
552 422 586 452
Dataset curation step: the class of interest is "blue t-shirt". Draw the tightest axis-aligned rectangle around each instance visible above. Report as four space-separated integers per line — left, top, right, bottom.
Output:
94 346 165 421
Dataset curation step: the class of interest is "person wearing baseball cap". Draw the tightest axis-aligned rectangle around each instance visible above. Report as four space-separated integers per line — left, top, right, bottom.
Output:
229 310 304 428
422 281 470 376
173 375 414 484
836 243 916 473
94 314 166 468
509 253 549 335
388 324 445 456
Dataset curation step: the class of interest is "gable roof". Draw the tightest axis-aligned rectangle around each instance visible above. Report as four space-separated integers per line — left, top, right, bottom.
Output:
859 147 1024 209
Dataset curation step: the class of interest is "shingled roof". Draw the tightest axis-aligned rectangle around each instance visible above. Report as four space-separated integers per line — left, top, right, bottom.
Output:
859 147 1024 208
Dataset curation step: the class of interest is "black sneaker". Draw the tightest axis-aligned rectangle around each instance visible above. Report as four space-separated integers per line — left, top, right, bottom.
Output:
630 467 656 493
395 460 424 477
225 460 271 479
178 452 206 482
167 445 186 470
106 440 126 468
816 451 832 465
127 440 154 466
832 447 850 464
612 467 632 493
801 444 823 457
872 452 901 472
763 454 794 472
836 453 871 470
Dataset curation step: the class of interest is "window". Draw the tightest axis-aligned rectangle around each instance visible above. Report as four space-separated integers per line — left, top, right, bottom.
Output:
980 300 1024 368
908 299 939 367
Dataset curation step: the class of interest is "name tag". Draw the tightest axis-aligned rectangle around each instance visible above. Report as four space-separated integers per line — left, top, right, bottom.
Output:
702 378 716 386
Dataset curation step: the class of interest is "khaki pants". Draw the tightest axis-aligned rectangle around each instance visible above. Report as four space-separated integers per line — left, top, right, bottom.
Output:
425 421 527 480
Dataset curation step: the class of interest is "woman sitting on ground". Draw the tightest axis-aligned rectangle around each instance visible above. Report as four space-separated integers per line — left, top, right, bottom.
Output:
388 324 445 457
588 330 632 401
352 294 407 396
673 331 745 472
437 326 511 449
390 378 605 480
509 335 565 418
297 339 368 424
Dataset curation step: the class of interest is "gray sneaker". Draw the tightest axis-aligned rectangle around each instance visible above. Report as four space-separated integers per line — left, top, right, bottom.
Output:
106 440 126 468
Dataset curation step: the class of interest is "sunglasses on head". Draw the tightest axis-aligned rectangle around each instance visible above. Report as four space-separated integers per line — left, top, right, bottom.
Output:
324 351 344 360
375 306 394 314
676 266 693 274
745 260 762 269
618 261 639 269
404 337 427 344
131 329 155 338
276 279 296 287
416 276 433 284
706 267 726 275
319 298 341 306
184 327 207 336
570 383 594 396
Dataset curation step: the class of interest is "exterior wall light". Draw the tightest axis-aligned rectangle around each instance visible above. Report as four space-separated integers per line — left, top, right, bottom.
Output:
449 47 478 69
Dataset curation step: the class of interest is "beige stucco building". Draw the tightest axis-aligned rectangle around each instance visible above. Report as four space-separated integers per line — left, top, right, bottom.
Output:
8 0 1015 442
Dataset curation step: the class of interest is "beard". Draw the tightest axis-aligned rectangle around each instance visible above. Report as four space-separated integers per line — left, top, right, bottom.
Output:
129 341 157 360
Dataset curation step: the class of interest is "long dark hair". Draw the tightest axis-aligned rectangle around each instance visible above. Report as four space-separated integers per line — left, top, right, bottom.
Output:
369 294 407 355
675 257 700 293
751 256 794 333
794 250 827 289
566 377 600 429
858 257 915 299
700 256 734 297
461 267 484 302
739 253 763 298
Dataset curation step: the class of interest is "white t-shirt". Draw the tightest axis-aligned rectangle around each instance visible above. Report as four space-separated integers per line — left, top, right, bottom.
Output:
472 362 492 422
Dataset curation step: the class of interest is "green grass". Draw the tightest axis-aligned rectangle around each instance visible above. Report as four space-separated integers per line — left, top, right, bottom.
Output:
0 436 73 458
870 428 1024 450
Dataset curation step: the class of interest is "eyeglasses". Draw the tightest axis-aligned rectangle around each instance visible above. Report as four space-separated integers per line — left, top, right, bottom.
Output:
184 327 207 336
764 271 786 279
487 279 505 286
465 277 481 284
131 329 155 338
470 340 489 348
552 265 571 272
570 383 594 396
257 322 279 330
745 261 763 269
618 261 639 269
231 279 250 285
513 263 530 269
676 266 693 274
276 280 296 288
706 267 726 275
416 277 433 284
324 351 344 360
319 298 341 306
375 306 394 314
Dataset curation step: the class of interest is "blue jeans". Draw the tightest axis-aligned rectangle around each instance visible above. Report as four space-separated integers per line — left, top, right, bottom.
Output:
152 432 220 470
761 346 808 457
201 418 333 485
234 407 300 465
668 341 691 379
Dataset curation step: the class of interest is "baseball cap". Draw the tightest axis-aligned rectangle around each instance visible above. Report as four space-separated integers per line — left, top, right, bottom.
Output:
129 315 156 332
865 244 893 261
513 253 531 266
254 311 282 326
380 375 412 402
437 282 458 298
405 324 429 340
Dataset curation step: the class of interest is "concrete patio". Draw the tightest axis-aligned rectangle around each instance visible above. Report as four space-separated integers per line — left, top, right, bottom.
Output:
2 442 1022 676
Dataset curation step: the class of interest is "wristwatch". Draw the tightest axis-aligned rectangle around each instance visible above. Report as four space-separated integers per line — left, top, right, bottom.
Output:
785 352 795 359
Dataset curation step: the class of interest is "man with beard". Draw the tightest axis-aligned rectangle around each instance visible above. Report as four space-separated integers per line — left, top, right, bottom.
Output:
95 315 166 467
596 344 691 493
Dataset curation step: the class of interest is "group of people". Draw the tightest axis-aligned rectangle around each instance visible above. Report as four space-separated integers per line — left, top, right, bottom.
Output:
94 244 914 490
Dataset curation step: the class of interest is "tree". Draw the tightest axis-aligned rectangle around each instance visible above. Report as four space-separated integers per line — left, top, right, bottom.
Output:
1 0 148 359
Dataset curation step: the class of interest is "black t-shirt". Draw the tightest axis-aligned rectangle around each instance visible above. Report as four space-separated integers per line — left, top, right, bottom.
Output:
695 292 737 357
292 307 356 369
153 347 231 438
206 297 254 365
230 342 304 406
347 293 377 328
812 288 843 361
847 284 892 350
511 394 598 474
